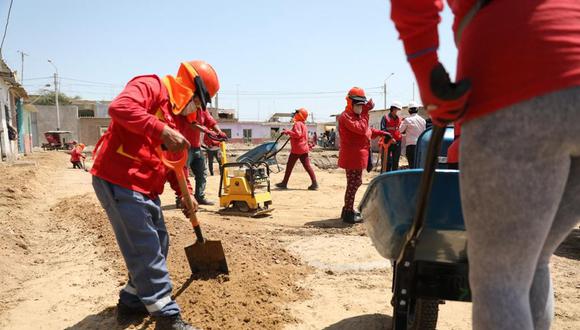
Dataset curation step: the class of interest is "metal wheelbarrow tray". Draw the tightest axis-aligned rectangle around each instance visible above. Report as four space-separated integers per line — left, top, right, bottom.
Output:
360 169 466 263
360 167 471 329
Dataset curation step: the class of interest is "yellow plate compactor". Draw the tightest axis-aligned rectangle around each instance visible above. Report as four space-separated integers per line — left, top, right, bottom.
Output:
217 142 274 217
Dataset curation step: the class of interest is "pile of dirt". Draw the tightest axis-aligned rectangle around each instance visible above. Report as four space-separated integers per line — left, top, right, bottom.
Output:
0 153 63 318
52 196 312 329
0 168 36 208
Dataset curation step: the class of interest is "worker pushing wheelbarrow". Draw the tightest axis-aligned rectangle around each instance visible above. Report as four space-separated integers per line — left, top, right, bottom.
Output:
365 0 580 328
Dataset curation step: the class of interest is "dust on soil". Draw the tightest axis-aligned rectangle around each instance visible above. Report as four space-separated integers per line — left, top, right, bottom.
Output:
1 150 579 330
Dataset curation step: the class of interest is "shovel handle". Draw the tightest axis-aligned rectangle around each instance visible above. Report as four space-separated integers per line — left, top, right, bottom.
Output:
157 147 204 242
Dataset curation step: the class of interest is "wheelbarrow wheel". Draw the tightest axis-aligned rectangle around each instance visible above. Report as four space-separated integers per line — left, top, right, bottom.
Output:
407 298 439 330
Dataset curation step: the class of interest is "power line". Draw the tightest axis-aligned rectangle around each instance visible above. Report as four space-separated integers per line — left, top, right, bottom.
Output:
0 0 14 53
22 76 53 81
60 76 123 87
218 86 383 96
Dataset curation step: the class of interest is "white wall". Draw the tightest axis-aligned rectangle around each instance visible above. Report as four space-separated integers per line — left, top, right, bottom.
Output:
0 81 14 161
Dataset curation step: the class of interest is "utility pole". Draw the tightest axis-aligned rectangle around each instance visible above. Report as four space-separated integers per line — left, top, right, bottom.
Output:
384 73 394 110
48 59 60 130
17 50 28 83
236 84 240 119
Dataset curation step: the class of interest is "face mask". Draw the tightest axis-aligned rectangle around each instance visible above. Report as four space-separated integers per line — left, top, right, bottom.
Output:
181 100 196 116
353 104 363 114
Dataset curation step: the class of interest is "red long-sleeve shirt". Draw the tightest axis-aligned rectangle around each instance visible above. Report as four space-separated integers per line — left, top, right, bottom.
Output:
70 148 84 162
285 121 309 154
202 132 221 149
391 0 580 123
91 75 191 199
338 110 385 170
180 109 218 148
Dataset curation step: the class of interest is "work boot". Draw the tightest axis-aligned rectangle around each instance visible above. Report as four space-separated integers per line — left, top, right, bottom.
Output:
275 182 287 189
342 209 363 224
308 182 319 191
175 197 182 209
196 197 214 206
116 301 148 325
154 314 198 330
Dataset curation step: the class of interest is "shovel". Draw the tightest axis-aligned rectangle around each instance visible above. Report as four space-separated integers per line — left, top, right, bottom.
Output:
158 147 229 275
82 158 88 172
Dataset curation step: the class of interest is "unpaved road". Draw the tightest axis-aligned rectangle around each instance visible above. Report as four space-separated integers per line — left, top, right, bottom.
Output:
1 151 578 329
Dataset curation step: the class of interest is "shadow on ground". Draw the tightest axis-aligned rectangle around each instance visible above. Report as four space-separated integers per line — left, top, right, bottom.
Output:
323 313 392 330
555 228 580 261
66 276 197 330
305 218 353 229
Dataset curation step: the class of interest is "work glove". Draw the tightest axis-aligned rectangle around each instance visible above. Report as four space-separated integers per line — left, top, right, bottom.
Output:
363 98 375 112
281 129 289 135
181 195 199 218
410 52 471 126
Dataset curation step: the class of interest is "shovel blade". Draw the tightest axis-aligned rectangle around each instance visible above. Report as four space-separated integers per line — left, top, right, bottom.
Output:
184 240 229 275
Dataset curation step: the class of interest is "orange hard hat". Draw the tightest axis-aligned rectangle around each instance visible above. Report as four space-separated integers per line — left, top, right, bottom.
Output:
168 60 220 114
345 87 367 112
347 87 367 103
294 108 308 122
178 60 220 98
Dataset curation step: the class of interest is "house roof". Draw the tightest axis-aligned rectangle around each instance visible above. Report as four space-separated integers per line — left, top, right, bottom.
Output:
0 58 28 98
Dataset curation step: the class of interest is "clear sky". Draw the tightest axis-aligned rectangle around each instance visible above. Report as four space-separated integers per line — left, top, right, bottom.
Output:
1 0 457 121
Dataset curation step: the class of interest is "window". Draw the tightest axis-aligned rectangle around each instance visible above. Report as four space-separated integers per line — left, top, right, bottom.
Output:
221 129 232 138
270 127 279 138
78 109 95 118
243 129 252 143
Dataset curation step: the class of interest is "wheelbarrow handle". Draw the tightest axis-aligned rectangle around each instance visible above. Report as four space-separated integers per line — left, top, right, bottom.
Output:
192 123 228 142
156 147 204 242
407 124 446 239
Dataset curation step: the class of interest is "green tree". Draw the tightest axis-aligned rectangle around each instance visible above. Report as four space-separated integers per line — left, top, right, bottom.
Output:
33 91 76 105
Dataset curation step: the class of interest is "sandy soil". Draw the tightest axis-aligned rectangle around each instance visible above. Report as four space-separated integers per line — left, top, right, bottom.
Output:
0 151 578 329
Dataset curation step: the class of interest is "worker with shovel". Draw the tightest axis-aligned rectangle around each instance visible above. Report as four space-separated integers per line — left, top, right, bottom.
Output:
391 0 580 328
91 60 220 330
70 143 86 169
338 87 391 223
275 108 319 190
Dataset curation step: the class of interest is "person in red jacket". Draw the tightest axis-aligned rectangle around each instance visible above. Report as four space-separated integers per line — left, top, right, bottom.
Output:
90 60 220 330
275 108 318 190
391 0 580 328
203 131 222 176
70 143 86 169
380 101 403 171
338 87 391 224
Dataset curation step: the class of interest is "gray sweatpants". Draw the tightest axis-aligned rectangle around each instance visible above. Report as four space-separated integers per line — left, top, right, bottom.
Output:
460 86 580 330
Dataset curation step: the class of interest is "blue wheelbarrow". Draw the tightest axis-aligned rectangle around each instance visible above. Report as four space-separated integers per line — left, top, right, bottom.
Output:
236 134 290 172
359 126 471 329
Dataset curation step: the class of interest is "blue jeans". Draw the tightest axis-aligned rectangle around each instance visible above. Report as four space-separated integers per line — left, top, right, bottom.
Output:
188 147 207 200
92 176 180 317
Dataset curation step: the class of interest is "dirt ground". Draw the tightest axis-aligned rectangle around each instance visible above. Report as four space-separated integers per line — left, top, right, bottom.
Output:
0 151 579 329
